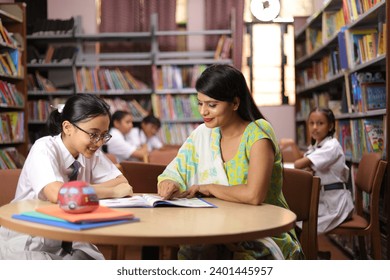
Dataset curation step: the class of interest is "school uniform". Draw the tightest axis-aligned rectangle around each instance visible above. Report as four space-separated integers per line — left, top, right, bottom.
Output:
127 127 163 152
0 134 122 260
106 127 138 162
305 136 354 233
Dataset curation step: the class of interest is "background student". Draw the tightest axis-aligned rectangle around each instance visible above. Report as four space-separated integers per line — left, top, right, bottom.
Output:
157 64 304 260
106 110 148 162
0 94 133 260
282 107 354 233
127 115 164 152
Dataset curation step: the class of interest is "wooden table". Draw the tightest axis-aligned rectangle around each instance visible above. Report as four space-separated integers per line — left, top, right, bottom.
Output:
0 198 296 259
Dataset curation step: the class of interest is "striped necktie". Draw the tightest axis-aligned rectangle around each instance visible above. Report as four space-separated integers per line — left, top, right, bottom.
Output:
61 160 80 254
69 161 80 181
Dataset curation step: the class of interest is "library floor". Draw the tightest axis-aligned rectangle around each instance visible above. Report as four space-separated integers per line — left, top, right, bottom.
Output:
318 234 351 260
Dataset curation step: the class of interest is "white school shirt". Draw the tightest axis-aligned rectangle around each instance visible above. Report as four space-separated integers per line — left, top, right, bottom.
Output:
106 127 138 162
305 136 349 185
304 136 354 233
127 127 163 152
14 134 122 202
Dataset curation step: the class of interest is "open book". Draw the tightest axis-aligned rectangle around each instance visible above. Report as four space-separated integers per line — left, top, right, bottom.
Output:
99 194 216 208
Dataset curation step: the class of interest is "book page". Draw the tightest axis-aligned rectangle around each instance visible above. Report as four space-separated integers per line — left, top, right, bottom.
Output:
142 194 215 208
99 196 150 208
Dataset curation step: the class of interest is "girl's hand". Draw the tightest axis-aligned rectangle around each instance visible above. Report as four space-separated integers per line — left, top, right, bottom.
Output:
158 180 181 200
113 183 133 197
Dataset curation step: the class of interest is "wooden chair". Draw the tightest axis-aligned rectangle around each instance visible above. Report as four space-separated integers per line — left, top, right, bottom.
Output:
327 153 387 259
0 169 22 207
146 148 179 165
120 161 166 193
282 167 321 260
119 161 169 259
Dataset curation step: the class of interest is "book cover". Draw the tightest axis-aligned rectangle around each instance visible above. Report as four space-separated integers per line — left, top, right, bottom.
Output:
361 82 386 111
12 211 139 231
337 27 348 70
35 204 135 223
363 118 385 154
100 194 216 208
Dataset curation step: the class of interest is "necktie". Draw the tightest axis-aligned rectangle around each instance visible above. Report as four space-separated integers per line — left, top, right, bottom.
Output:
61 160 80 254
69 161 80 181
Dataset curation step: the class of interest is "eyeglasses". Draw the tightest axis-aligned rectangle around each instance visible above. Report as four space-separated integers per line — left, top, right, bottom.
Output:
71 123 112 144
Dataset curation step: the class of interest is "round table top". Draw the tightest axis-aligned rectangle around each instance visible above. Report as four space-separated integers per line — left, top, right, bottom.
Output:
0 198 296 246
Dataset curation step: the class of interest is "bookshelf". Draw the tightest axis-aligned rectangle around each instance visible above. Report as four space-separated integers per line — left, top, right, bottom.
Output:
294 0 388 258
26 17 79 144
0 3 27 169
151 13 234 144
24 12 234 146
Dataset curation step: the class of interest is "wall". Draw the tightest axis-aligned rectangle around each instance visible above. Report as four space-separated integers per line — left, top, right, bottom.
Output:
260 105 295 141
186 0 205 51
47 0 97 34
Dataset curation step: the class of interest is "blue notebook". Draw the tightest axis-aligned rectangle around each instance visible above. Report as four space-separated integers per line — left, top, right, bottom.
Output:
12 211 140 231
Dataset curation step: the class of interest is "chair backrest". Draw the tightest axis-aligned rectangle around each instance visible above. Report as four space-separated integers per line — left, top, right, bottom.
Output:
147 148 178 165
354 153 387 219
0 169 22 207
120 161 166 193
282 168 321 260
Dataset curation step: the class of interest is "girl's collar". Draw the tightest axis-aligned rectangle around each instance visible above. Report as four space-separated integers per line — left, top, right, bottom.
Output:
314 136 332 148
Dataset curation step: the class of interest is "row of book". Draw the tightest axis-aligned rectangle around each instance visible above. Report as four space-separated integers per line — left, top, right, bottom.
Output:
76 67 148 92
0 80 24 107
27 72 58 92
158 123 200 145
151 94 202 121
297 90 347 120
347 26 386 68
153 65 207 90
0 48 21 77
27 100 51 122
214 35 233 59
337 117 385 161
350 71 386 113
0 147 25 169
0 18 21 48
0 112 24 143
296 50 342 90
102 98 150 120
27 45 77 64
343 0 383 24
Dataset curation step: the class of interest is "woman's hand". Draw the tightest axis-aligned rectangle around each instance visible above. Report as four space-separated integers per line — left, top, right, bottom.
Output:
185 184 211 198
158 180 181 200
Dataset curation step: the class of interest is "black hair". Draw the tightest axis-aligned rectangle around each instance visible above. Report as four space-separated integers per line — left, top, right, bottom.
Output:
142 115 161 129
48 94 111 136
308 107 336 145
110 110 131 128
195 64 265 122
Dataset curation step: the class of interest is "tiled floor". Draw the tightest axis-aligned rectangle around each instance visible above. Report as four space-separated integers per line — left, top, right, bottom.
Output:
318 234 351 260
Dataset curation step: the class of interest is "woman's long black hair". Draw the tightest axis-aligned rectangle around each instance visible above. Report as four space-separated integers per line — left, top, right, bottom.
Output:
195 64 265 122
48 94 111 136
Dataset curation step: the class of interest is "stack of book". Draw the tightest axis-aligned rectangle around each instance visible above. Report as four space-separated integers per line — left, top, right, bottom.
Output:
12 204 139 231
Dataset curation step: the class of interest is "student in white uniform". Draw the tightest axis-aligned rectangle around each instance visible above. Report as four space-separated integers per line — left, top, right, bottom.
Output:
106 111 148 162
0 94 133 260
127 115 163 153
293 107 354 233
